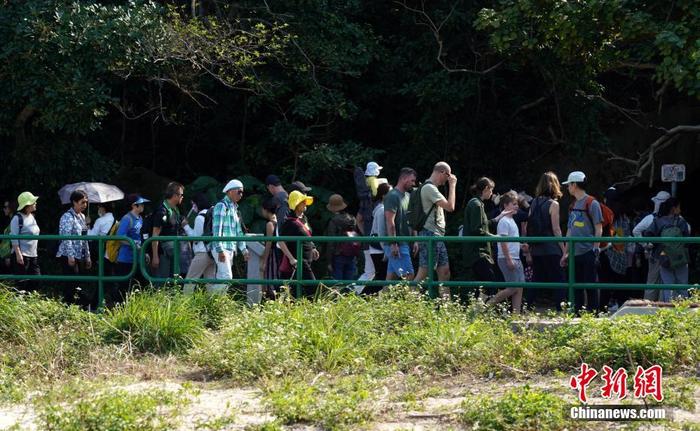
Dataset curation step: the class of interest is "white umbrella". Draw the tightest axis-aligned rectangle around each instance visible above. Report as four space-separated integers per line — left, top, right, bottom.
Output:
58 182 124 204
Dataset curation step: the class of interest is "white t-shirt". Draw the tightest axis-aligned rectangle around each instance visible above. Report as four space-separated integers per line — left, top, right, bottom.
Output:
184 210 208 254
369 203 386 253
497 216 520 260
88 213 115 236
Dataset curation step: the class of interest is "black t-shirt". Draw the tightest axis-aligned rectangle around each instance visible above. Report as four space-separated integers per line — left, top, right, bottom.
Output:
152 203 182 254
280 216 316 261
514 208 529 225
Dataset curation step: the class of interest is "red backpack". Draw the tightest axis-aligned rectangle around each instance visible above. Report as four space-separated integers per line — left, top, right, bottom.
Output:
571 195 615 249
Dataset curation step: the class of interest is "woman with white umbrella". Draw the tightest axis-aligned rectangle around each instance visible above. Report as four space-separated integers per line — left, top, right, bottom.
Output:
56 190 92 305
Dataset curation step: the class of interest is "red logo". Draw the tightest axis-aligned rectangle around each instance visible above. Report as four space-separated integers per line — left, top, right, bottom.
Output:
570 363 598 403
633 365 664 402
570 364 664 403
600 366 628 400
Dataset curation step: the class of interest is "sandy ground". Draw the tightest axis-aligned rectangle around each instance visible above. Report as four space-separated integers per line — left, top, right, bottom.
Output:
1 374 698 430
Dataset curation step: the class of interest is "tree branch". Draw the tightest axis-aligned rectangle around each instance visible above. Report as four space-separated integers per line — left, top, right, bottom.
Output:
607 125 699 186
395 0 502 75
510 96 548 119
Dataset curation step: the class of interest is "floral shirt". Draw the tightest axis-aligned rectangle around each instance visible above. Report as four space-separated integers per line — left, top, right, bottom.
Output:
56 208 91 260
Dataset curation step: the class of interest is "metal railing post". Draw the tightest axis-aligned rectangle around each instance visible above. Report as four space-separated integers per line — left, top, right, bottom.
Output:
296 239 303 298
568 238 575 312
427 236 436 299
173 237 181 284
98 238 105 310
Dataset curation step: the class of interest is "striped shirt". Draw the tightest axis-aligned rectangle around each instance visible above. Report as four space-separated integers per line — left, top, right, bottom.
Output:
211 196 247 254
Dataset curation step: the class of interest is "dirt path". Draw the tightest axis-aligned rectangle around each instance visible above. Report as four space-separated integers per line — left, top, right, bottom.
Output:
1 375 698 430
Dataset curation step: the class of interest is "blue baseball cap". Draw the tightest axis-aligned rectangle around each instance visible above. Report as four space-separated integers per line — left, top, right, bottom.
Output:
127 194 150 206
265 174 281 186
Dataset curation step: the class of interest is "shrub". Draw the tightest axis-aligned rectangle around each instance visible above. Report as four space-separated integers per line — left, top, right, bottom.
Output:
190 287 487 381
533 308 700 373
104 290 205 354
187 290 237 330
193 286 700 383
460 386 573 431
35 388 188 431
0 287 103 380
263 375 375 431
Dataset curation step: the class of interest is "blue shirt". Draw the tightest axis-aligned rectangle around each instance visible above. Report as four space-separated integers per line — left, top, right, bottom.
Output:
116 212 143 263
567 195 603 256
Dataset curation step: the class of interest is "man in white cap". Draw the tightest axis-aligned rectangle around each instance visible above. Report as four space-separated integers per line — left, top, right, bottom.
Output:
210 179 249 294
561 171 602 313
632 190 671 300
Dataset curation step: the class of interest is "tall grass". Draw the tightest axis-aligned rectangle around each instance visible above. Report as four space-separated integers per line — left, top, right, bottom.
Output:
104 290 204 354
0 288 103 380
2 283 699 391
460 386 573 431
192 286 700 381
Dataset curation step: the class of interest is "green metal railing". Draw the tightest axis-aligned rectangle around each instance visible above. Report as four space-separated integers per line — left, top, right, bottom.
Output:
0 234 138 309
0 234 696 308
139 235 699 304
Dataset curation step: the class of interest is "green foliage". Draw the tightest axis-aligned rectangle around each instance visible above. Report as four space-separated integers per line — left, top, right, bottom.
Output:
193 287 700 382
193 413 238 431
35 388 189 431
662 376 699 411
476 0 700 96
186 290 237 331
460 386 572 431
103 290 205 354
0 0 166 135
0 288 103 381
191 288 487 381
263 375 375 431
533 308 700 373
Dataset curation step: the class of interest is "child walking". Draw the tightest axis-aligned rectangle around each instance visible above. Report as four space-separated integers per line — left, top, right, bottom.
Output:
487 191 524 313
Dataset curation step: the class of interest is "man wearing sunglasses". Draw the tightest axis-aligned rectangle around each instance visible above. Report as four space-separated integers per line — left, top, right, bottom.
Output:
151 181 185 280
210 179 249 294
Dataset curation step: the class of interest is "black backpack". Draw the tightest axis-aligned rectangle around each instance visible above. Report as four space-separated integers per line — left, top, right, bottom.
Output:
201 206 216 238
527 197 549 237
354 166 373 236
201 202 239 241
15 212 24 232
140 211 154 242
406 181 435 232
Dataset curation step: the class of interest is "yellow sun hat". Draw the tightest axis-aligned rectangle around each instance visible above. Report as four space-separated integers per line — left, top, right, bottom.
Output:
17 191 39 211
288 190 313 210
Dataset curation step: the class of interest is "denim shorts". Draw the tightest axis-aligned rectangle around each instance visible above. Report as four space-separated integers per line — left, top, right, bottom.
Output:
418 230 449 268
383 244 414 277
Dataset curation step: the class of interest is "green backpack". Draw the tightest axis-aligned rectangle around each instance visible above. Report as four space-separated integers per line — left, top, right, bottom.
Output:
658 219 688 269
406 181 435 232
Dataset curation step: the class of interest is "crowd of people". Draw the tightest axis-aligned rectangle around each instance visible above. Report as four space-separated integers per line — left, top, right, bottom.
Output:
0 161 694 312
